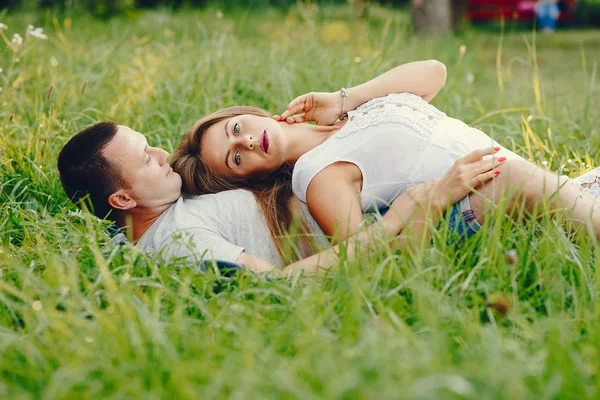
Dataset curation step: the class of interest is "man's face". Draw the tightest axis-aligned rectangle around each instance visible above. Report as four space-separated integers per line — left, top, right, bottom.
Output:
103 125 182 210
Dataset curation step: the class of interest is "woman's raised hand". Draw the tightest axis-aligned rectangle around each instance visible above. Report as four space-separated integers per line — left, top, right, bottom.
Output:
429 147 505 212
273 91 342 126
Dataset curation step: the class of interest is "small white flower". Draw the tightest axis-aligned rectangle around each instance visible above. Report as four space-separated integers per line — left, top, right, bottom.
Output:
0 23 7 31
0 87 3 93
50 56 58 67
466 72 474 84
26 25 48 40
216 10 224 19
0 67 3 73
11 33 22 47
32 300 43 311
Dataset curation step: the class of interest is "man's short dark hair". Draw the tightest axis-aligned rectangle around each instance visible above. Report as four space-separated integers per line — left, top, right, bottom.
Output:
57 121 128 220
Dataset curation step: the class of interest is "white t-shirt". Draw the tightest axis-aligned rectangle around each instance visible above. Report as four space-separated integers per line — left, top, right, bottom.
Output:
135 189 326 268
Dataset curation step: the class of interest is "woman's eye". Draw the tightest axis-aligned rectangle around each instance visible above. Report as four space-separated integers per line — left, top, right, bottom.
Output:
233 123 240 135
234 152 241 166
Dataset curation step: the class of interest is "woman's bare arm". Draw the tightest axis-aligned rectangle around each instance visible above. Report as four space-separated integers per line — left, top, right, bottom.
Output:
239 148 503 276
344 59 447 108
277 60 447 124
305 164 364 243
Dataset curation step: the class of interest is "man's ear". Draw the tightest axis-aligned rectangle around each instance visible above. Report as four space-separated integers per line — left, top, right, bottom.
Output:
108 190 137 211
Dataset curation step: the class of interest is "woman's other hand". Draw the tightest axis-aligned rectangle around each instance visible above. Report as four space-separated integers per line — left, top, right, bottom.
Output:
273 91 342 126
430 147 506 212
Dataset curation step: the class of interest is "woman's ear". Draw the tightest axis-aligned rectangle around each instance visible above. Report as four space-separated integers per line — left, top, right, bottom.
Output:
108 190 136 211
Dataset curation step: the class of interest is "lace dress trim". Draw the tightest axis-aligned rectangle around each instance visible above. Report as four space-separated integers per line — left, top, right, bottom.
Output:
336 92 447 140
574 167 600 199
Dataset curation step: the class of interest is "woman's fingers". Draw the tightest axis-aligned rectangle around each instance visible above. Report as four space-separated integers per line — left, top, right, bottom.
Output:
469 169 500 188
462 146 501 163
284 114 306 124
280 94 308 121
469 156 506 175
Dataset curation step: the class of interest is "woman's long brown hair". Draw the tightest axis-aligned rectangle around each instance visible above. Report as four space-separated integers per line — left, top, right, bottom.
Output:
171 106 315 263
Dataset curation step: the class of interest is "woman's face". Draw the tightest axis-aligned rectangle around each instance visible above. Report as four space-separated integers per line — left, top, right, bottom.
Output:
200 114 286 180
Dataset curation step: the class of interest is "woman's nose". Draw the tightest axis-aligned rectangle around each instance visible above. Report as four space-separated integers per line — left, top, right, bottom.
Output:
241 135 254 150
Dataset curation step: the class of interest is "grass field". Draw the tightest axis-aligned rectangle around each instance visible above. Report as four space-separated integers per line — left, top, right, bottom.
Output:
1 5 600 399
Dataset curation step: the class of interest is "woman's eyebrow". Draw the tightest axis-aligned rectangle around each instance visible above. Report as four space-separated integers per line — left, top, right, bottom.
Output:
225 149 231 170
224 120 232 169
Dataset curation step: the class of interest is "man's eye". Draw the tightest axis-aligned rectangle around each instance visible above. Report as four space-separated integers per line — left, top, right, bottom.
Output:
234 152 241 166
146 155 151 164
233 123 240 135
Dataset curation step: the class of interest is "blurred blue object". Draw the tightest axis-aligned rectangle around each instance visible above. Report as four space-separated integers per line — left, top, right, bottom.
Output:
536 1 560 31
200 259 245 276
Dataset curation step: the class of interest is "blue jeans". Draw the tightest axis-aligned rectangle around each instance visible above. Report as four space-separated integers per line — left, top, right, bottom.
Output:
445 195 482 240
377 194 481 242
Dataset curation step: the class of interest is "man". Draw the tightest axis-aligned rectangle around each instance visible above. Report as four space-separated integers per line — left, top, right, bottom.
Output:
57 121 499 275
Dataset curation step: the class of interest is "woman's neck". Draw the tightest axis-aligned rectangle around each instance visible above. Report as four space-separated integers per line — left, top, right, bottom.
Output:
280 120 345 163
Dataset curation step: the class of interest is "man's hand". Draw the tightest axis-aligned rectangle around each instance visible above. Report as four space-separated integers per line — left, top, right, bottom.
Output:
236 253 281 275
273 91 342 126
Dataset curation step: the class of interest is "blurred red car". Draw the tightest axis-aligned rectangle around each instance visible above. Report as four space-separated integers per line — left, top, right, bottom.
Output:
467 0 577 21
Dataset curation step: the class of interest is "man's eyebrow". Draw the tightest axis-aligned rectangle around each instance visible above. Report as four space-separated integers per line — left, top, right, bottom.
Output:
224 120 230 138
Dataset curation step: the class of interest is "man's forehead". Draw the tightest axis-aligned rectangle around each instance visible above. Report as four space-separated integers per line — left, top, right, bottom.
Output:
102 125 145 161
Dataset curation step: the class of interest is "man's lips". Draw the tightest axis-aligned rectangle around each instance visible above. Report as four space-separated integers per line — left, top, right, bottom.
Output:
260 130 269 154
166 166 173 176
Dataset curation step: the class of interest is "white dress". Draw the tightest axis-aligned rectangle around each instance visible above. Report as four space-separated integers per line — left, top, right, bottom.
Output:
292 92 524 211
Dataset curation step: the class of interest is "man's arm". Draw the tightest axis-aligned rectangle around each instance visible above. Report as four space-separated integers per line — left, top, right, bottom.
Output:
238 185 430 276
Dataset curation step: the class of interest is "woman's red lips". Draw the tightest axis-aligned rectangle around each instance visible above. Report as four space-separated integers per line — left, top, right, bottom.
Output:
260 130 269 153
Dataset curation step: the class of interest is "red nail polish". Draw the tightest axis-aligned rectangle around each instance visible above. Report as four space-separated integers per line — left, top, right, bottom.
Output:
494 146 501 151
497 157 506 162
494 170 500 175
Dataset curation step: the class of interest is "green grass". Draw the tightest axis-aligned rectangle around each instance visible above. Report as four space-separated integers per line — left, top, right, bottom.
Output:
1 4 600 399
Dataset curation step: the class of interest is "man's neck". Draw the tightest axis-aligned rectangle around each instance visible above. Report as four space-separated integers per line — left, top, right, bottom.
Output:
116 202 174 242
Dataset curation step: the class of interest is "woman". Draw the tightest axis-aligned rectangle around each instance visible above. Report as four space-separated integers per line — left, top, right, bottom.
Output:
172 60 600 257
